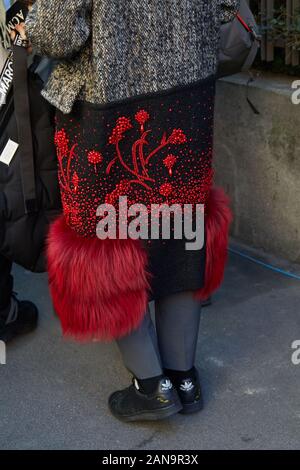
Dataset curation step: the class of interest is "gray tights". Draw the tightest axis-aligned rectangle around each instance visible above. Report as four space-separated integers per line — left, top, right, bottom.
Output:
116 291 202 379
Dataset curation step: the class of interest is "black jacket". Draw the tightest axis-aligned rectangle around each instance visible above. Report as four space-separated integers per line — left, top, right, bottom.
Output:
0 55 61 272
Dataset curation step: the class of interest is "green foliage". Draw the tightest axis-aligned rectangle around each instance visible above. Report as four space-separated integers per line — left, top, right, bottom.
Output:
263 5 300 52
249 1 300 74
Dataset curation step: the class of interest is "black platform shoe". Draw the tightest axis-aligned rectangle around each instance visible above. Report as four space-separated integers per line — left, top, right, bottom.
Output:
108 376 183 422
0 297 38 343
171 368 203 415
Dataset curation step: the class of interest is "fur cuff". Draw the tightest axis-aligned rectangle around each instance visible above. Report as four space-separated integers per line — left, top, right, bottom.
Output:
46 216 151 341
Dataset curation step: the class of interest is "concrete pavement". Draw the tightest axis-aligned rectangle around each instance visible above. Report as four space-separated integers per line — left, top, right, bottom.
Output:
0 241 300 450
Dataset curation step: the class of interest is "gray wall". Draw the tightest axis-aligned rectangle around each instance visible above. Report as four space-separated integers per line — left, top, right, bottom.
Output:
214 73 300 263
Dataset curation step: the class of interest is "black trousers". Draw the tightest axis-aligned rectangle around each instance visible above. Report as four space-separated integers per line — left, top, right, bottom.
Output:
0 254 13 311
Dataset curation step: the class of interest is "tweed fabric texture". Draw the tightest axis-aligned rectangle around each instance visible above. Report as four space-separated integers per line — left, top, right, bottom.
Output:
25 0 240 114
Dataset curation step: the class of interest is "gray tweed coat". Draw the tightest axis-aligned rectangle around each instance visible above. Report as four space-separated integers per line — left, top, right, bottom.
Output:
25 0 240 114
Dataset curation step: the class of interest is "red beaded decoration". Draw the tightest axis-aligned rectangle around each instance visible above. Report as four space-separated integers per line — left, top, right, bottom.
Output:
54 92 214 237
163 154 177 176
87 150 103 173
159 182 173 197
135 109 150 132
108 116 133 144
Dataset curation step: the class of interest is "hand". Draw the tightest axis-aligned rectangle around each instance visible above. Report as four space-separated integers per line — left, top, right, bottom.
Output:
10 23 33 55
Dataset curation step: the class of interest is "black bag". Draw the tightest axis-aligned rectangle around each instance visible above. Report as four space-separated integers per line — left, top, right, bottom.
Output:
0 43 61 272
218 0 261 78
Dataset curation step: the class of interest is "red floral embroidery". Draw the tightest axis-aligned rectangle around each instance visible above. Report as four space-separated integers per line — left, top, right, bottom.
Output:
54 97 214 238
105 179 132 205
159 183 173 197
54 129 69 157
163 154 177 176
135 109 150 132
87 150 103 173
87 150 103 165
54 128 82 225
168 129 187 145
54 129 78 193
106 111 187 199
108 117 132 144
72 172 79 193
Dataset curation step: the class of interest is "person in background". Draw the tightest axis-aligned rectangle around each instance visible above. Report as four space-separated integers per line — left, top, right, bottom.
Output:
0 0 37 342
0 0 8 65
0 257 38 343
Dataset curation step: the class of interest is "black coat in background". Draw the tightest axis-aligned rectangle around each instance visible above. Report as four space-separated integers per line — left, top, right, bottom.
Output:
0 59 61 272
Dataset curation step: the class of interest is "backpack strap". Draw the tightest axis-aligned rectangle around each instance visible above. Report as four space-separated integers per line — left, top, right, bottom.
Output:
12 42 37 214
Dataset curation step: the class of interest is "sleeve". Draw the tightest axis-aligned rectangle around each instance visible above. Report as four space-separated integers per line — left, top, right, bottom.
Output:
24 0 92 59
220 0 240 24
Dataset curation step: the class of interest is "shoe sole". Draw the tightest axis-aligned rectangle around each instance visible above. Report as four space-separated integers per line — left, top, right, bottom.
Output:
179 398 204 415
109 400 183 422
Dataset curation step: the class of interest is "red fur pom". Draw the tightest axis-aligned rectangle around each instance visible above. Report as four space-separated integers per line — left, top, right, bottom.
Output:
195 187 233 300
46 216 151 341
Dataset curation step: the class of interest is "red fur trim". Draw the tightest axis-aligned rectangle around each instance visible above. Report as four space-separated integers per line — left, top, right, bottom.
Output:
47 187 232 340
46 216 151 341
195 187 233 300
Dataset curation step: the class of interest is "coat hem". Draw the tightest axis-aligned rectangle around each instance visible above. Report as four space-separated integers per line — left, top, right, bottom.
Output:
42 73 217 115
41 89 74 114
73 74 217 112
